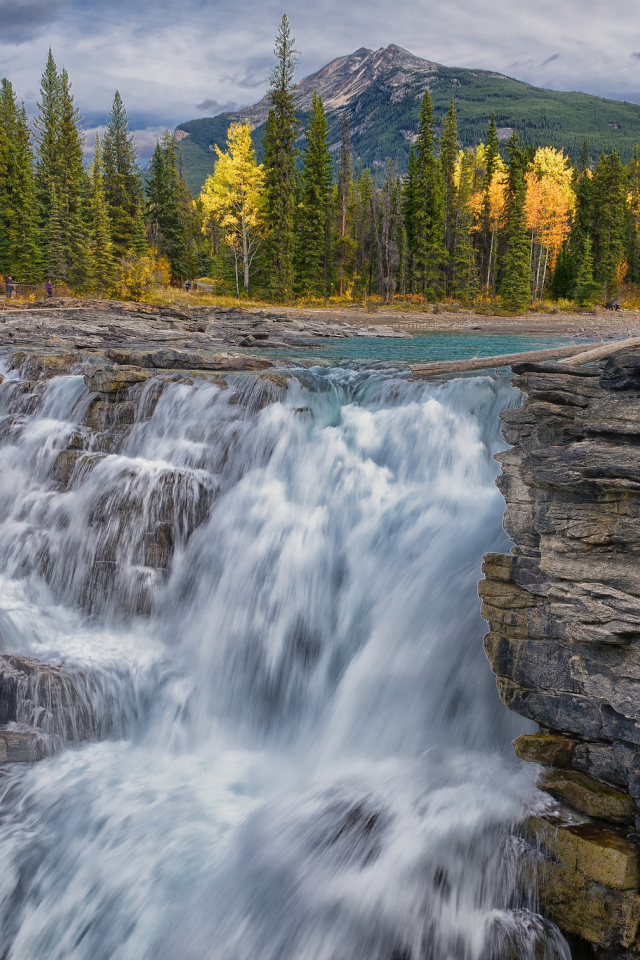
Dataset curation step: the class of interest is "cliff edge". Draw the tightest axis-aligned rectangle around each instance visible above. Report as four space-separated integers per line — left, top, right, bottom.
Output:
481 349 640 954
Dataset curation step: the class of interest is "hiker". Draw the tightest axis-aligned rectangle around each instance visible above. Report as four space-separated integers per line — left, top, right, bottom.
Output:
185 279 192 293
46 279 53 297
5 276 13 298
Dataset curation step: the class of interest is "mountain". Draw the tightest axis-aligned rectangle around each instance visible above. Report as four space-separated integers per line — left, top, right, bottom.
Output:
175 44 640 195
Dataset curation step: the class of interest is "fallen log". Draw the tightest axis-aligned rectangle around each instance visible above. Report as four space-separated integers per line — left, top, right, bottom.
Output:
409 338 640 378
562 336 640 366
409 344 592 377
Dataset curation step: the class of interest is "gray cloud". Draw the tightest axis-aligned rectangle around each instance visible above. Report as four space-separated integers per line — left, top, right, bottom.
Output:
632 52 640 59
195 98 238 113
0 0 67 43
1 0 640 140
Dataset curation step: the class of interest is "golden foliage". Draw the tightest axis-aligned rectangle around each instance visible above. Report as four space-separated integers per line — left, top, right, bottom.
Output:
199 122 265 251
117 249 171 301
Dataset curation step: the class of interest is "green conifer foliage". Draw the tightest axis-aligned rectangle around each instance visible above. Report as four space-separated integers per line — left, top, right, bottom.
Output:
441 98 458 291
480 113 502 293
90 135 116 294
102 91 142 258
335 113 355 296
34 49 61 222
296 92 332 297
408 90 445 298
0 79 19 275
146 132 189 280
550 244 574 299
8 103 41 281
46 183 67 282
451 148 479 302
402 146 418 292
574 234 600 306
262 14 299 301
501 138 532 312
131 197 149 257
627 145 640 284
591 151 628 298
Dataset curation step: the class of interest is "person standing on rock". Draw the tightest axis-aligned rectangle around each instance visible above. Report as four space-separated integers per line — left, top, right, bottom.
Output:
46 279 53 298
5 276 13 298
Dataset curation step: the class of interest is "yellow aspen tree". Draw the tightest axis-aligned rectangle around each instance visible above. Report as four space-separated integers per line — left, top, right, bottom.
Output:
199 122 265 296
525 147 576 299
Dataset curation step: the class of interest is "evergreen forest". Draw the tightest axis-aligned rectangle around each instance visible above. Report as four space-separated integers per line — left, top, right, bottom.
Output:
2 25 640 312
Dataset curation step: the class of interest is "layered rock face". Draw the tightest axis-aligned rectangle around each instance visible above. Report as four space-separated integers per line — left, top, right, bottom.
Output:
481 350 640 953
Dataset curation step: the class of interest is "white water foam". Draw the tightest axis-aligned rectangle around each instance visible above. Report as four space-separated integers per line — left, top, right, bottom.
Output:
0 364 568 960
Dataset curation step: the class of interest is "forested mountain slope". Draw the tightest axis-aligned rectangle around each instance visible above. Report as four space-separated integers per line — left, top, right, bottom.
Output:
176 44 640 194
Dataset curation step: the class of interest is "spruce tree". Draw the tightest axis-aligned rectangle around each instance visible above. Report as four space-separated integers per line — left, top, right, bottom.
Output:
574 234 600 306
451 148 479 302
409 90 445 298
501 133 532 312
46 182 67 282
402 146 418 292
8 103 41 281
102 91 142 258
90 135 115 293
591 151 628 298
0 79 19 275
335 113 354 297
34 48 61 221
262 14 299 301
57 68 91 289
296 92 332 297
441 98 458 291
146 132 189 280
480 113 501 292
131 197 148 257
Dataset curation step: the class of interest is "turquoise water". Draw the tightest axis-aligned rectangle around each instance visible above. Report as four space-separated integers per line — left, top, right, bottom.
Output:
249 332 595 366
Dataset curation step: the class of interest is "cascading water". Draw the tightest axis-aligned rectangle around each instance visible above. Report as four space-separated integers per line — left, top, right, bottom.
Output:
0 359 570 960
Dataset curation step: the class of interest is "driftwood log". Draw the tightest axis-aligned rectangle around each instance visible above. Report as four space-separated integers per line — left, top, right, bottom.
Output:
408 337 640 378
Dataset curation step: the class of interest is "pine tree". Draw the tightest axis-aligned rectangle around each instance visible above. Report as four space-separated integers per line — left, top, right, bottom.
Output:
131 197 148 257
262 14 299 301
574 234 600 306
57 68 91 289
402 146 418 292
480 113 502 292
335 113 354 297
409 90 445 298
451 149 479 302
46 182 67 282
90 134 115 294
0 78 19 275
591 151 628 298
102 91 142 258
550 244 574 299
34 48 61 222
8 103 41 281
146 132 189 280
501 135 532 312
296 92 332 297
441 98 458 291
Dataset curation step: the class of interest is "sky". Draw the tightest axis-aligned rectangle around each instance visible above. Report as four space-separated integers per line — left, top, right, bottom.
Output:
1 0 640 161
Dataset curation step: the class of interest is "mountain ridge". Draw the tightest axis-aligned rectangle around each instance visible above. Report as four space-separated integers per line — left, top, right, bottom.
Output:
175 44 640 194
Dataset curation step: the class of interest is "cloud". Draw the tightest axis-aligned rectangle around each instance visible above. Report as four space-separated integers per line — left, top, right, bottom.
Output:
195 98 238 113
2 0 640 133
632 52 640 59
0 0 67 43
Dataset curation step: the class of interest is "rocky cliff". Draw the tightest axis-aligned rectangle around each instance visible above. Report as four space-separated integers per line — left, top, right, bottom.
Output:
481 350 640 954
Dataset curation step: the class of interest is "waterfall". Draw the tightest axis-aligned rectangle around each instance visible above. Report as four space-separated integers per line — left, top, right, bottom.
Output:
0 361 570 960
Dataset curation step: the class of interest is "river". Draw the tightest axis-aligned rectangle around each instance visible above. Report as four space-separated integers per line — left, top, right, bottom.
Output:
0 344 573 959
